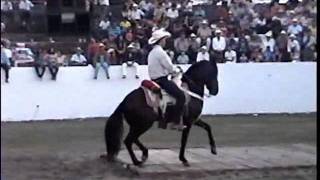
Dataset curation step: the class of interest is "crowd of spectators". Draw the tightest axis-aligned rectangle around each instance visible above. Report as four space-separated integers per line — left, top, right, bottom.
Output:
1 0 317 83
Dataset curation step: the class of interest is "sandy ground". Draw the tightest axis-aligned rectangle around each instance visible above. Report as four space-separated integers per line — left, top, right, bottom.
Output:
1 113 317 180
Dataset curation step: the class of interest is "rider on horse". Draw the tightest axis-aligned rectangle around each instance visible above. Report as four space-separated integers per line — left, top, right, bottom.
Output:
147 28 186 131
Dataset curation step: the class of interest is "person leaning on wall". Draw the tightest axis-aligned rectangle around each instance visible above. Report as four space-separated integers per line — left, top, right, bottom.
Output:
1 42 11 83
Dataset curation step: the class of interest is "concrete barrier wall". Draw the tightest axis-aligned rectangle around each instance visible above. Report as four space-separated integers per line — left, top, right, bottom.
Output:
1 62 316 121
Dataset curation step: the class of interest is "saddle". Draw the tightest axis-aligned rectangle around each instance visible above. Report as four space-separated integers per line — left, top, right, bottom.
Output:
141 74 190 129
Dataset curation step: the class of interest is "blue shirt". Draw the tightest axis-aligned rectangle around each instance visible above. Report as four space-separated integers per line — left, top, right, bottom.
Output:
1 49 10 65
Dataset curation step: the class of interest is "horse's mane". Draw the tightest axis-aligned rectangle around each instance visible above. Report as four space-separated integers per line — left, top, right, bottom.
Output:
184 60 217 80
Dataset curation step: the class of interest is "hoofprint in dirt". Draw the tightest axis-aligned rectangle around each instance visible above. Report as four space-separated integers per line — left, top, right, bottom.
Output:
1 113 316 180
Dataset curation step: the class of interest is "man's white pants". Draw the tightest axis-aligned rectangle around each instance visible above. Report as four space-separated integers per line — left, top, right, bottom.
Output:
122 61 140 77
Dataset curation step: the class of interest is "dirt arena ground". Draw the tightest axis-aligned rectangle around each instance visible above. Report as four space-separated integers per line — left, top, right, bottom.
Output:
1 113 317 180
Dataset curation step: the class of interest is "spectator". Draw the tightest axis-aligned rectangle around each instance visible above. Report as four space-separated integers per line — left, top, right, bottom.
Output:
153 2 166 23
211 29 226 63
44 48 59 80
166 3 179 20
1 0 13 11
18 0 34 30
108 22 122 39
270 16 283 39
34 48 46 79
115 35 127 65
176 51 189 64
174 32 190 55
239 52 249 63
263 46 276 62
98 16 110 39
261 31 276 53
87 38 99 66
287 34 301 62
224 46 237 63
93 43 110 79
301 29 316 61
287 18 303 37
276 30 289 62
253 14 267 34
1 43 10 83
193 5 206 18
196 46 210 62
188 33 201 64
122 43 141 79
56 51 67 67
69 47 87 66
129 3 145 21
2 40 13 66
197 20 212 48
119 17 132 32
237 34 250 59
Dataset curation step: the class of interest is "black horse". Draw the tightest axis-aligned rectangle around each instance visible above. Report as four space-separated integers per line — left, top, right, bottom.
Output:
104 60 219 166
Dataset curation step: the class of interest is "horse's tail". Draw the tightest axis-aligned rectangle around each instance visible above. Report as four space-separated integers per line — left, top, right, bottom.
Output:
105 101 124 159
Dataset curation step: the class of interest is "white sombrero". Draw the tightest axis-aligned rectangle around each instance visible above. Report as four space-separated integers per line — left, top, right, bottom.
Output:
190 33 196 37
128 43 136 48
265 31 272 37
148 29 171 45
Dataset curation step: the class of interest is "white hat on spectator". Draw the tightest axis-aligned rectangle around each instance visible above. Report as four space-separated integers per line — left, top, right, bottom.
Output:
265 31 272 37
148 28 171 45
99 43 105 47
107 48 115 53
210 24 217 29
16 42 25 47
200 46 207 50
128 43 136 48
190 33 196 38
215 29 222 34
245 35 250 40
289 34 296 38
216 1 222 6
280 30 286 34
292 18 298 22
200 19 208 24
132 3 138 7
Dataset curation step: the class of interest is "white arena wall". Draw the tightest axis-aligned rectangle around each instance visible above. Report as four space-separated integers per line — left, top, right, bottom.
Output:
1 62 316 121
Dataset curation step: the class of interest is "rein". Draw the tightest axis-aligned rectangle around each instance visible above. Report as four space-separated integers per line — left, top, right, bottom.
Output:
182 74 210 100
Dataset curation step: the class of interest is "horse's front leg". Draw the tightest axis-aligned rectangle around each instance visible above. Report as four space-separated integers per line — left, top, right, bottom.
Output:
179 125 191 166
194 119 217 155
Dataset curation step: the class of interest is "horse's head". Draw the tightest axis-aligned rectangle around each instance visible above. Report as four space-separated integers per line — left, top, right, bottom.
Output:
184 60 219 96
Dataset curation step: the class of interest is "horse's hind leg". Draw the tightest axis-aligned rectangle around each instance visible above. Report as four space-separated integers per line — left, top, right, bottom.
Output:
134 139 148 163
124 123 153 166
194 119 217 154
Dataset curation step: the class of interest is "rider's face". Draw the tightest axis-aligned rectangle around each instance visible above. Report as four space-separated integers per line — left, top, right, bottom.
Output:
159 37 167 47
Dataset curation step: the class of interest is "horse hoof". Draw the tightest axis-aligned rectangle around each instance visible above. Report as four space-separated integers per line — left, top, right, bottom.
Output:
141 155 148 163
211 147 217 155
183 161 190 167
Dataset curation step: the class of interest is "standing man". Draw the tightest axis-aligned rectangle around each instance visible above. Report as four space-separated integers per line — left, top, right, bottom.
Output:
211 29 226 63
122 43 141 79
147 29 186 130
1 43 11 83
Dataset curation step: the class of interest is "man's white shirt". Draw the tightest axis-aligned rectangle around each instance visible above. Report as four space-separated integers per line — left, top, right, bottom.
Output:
19 0 34 11
212 37 226 51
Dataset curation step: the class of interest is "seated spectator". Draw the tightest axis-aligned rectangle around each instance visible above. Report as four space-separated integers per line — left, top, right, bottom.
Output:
174 32 190 56
239 52 249 63
98 16 110 39
224 46 237 63
287 18 303 37
122 43 141 79
196 46 210 62
197 20 212 48
1 43 10 83
166 3 179 20
301 29 316 61
211 29 226 63
287 34 301 62
261 31 276 53
18 0 34 30
193 5 206 18
263 46 276 62
87 38 99 66
237 34 250 60
2 40 13 66
34 48 46 79
1 0 13 11
44 48 59 80
129 3 145 21
108 22 122 39
188 33 201 64
93 43 110 79
115 35 127 65
153 2 166 23
276 30 288 62
119 17 132 32
176 51 190 64
69 47 87 66
56 51 67 67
